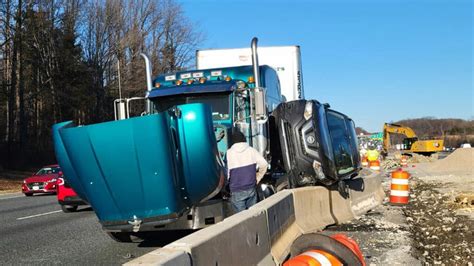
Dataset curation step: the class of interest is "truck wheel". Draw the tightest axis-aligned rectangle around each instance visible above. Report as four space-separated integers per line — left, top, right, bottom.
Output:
275 175 290 191
289 233 363 266
106 232 134 243
61 205 78 213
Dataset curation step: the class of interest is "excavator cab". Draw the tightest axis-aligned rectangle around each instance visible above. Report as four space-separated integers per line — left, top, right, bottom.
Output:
402 137 418 150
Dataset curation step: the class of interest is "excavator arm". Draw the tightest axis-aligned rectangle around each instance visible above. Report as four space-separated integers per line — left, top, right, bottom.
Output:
383 123 418 153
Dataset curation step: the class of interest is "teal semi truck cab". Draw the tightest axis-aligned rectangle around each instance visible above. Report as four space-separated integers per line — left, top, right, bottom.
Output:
52 38 361 242
148 65 281 162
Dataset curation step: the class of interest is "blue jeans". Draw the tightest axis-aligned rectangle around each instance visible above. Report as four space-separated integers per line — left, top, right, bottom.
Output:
231 187 257 213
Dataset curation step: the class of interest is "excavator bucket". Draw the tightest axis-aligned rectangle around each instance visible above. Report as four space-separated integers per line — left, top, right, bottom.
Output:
52 103 225 231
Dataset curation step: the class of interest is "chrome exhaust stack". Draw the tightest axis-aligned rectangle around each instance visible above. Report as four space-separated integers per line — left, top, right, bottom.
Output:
251 37 261 88
140 53 153 113
250 37 268 156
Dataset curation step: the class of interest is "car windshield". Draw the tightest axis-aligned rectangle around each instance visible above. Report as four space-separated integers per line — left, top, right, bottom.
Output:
36 167 60 175
151 93 231 121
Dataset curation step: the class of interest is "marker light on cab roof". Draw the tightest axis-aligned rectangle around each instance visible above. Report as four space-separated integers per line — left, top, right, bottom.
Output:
248 76 255 83
225 76 232 82
154 82 161 88
175 80 183 86
187 79 194 85
199 77 207 84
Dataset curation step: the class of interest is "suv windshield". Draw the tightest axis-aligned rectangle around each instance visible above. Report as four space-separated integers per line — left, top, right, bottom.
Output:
36 167 60 175
151 93 231 121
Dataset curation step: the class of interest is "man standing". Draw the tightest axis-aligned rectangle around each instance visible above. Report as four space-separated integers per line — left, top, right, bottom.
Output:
227 129 268 213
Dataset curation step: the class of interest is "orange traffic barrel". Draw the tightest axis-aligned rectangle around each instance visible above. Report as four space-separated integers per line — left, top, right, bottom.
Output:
285 233 365 266
390 169 410 205
369 160 381 171
284 249 342 266
361 156 368 167
400 156 408 167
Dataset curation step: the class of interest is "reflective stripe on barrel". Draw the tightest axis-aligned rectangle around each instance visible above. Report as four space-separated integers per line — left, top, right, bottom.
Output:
369 160 380 171
284 250 342 266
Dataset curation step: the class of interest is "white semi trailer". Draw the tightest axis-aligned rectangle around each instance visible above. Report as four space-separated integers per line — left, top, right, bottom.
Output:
196 46 304 102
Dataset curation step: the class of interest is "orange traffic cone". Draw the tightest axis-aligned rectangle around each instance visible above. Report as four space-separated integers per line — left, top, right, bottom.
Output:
390 169 410 205
369 160 381 171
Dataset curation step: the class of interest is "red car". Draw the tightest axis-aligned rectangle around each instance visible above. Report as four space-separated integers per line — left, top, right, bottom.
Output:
22 165 60 196
57 176 87 212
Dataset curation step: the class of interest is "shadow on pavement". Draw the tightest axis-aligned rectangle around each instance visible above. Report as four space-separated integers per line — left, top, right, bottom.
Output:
137 230 197 248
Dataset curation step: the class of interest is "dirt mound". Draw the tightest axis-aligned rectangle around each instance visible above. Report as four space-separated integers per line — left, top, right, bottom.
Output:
427 148 474 173
408 153 437 163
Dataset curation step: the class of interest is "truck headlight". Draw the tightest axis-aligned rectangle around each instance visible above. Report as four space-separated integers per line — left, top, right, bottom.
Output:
304 101 313 120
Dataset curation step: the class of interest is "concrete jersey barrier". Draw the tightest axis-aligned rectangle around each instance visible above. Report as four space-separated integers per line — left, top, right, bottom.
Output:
126 170 384 265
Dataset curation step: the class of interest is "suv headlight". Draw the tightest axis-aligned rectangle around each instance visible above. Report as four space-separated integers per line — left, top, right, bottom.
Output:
304 101 313 120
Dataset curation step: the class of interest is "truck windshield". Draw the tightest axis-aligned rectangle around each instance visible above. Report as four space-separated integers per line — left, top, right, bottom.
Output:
151 93 231 121
326 111 355 176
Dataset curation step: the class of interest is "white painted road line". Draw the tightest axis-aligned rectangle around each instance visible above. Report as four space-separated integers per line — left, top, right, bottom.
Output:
17 210 62 220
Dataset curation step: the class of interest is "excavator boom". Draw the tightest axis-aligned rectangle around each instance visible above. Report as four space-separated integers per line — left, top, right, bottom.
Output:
383 123 444 154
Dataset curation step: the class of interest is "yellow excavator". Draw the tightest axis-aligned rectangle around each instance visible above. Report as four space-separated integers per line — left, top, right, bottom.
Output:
383 123 444 155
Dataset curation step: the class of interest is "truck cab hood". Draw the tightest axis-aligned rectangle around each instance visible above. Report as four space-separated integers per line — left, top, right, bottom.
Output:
52 103 225 229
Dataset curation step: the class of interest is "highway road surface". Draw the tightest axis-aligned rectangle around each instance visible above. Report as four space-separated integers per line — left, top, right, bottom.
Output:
0 192 190 264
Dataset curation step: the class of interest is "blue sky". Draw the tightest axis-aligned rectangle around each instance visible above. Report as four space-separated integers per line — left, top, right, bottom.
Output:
181 0 472 132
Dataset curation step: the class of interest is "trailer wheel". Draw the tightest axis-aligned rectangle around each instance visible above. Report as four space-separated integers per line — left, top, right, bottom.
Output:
107 232 134 243
289 233 363 266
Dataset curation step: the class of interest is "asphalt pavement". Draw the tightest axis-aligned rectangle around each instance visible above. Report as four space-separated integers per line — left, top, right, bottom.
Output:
0 192 189 265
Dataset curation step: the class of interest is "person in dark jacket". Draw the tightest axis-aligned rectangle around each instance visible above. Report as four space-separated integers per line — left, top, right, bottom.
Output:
226 129 268 213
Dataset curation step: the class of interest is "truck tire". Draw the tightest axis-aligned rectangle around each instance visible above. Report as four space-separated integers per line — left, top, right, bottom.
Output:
289 233 363 266
61 205 78 213
106 232 134 243
275 175 290 191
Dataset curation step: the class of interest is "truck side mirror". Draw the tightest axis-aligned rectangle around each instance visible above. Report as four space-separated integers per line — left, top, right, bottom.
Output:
254 88 266 120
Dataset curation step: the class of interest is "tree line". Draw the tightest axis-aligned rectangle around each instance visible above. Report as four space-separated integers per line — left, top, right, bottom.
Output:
394 117 474 148
0 0 203 169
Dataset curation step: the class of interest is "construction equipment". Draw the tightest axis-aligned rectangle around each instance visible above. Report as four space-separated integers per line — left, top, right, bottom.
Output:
383 123 444 155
